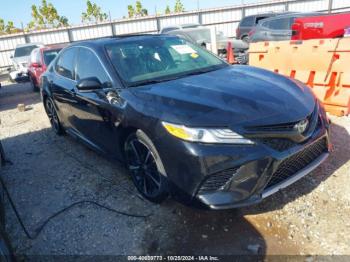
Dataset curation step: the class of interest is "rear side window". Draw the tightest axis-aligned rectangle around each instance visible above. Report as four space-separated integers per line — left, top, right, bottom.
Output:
43 49 61 66
240 16 255 27
256 16 270 24
55 48 77 80
264 17 292 30
76 48 109 84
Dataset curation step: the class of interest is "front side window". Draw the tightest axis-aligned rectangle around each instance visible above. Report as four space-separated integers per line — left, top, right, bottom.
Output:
76 48 109 84
105 37 227 87
55 48 77 80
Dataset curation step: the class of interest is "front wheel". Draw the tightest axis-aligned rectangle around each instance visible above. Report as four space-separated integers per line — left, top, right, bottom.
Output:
124 130 168 203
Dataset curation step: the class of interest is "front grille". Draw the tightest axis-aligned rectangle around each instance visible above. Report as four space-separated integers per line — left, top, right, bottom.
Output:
246 106 317 134
266 138 328 189
247 122 297 132
258 138 296 152
198 168 238 194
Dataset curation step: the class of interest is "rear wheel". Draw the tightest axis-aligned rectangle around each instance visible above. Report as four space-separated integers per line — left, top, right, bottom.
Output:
45 98 64 135
124 130 168 203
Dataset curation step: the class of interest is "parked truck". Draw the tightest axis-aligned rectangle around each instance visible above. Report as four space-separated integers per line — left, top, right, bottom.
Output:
291 12 350 40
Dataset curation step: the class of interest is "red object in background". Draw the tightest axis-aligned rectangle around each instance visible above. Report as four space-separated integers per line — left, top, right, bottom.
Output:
226 42 235 64
28 44 66 89
291 12 350 40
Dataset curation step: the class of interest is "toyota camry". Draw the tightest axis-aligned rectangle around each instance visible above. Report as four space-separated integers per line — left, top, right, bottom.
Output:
41 35 331 209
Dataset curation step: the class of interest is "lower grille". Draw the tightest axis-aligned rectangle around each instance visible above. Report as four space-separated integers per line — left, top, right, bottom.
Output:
266 138 328 189
198 168 238 194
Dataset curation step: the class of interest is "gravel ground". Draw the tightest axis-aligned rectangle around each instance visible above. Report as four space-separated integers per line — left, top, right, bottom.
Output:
0 82 349 257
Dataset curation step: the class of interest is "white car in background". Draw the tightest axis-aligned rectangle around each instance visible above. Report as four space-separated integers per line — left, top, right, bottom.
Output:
9 43 43 82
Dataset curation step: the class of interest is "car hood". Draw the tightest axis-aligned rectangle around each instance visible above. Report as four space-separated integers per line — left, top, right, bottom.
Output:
130 65 315 129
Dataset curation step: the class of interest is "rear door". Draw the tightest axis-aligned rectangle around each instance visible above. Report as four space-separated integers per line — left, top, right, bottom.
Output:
50 47 78 129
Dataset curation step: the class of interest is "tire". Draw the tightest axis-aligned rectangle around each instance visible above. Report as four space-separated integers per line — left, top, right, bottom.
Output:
44 98 64 135
30 76 39 92
124 130 168 203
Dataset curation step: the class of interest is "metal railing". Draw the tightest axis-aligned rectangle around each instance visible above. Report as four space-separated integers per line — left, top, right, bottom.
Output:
0 0 349 69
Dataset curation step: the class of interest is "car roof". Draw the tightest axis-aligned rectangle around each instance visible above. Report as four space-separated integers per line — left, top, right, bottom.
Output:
261 11 321 22
40 43 68 52
69 34 177 49
243 11 295 19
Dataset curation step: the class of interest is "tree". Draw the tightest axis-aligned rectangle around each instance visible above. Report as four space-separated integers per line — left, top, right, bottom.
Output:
127 5 135 18
174 0 185 13
27 0 69 30
82 0 108 23
165 5 171 14
127 1 148 18
5 21 15 34
0 18 18 34
0 19 4 33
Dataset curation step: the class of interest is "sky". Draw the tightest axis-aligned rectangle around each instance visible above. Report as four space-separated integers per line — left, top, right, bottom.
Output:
0 0 258 28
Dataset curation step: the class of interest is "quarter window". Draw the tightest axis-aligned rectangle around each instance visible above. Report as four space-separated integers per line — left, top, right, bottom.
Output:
55 48 77 80
76 48 109 84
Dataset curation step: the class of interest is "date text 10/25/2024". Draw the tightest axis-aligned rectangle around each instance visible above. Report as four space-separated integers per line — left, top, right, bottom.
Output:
128 256 220 261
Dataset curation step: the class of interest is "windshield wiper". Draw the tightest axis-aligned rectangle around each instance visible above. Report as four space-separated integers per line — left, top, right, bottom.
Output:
128 78 177 87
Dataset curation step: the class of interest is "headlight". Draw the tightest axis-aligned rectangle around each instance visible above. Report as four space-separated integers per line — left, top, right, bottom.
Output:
162 122 254 144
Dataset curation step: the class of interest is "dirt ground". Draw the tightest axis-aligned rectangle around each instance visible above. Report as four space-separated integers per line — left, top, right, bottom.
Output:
0 82 349 258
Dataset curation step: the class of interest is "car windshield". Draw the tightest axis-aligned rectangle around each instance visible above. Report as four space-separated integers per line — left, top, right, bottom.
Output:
105 37 227 87
43 49 62 66
14 45 38 57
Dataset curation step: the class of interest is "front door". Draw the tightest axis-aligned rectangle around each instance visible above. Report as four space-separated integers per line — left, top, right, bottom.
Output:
69 47 122 155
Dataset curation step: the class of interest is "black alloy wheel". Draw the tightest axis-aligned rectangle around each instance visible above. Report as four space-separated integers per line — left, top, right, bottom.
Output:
124 131 168 203
45 98 64 135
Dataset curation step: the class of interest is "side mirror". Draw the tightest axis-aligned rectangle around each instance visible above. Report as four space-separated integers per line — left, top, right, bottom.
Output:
76 77 102 92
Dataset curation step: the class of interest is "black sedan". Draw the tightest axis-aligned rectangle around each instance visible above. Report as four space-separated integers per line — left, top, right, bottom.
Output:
41 35 330 209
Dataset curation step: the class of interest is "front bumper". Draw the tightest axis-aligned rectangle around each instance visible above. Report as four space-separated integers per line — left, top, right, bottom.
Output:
154 112 330 209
